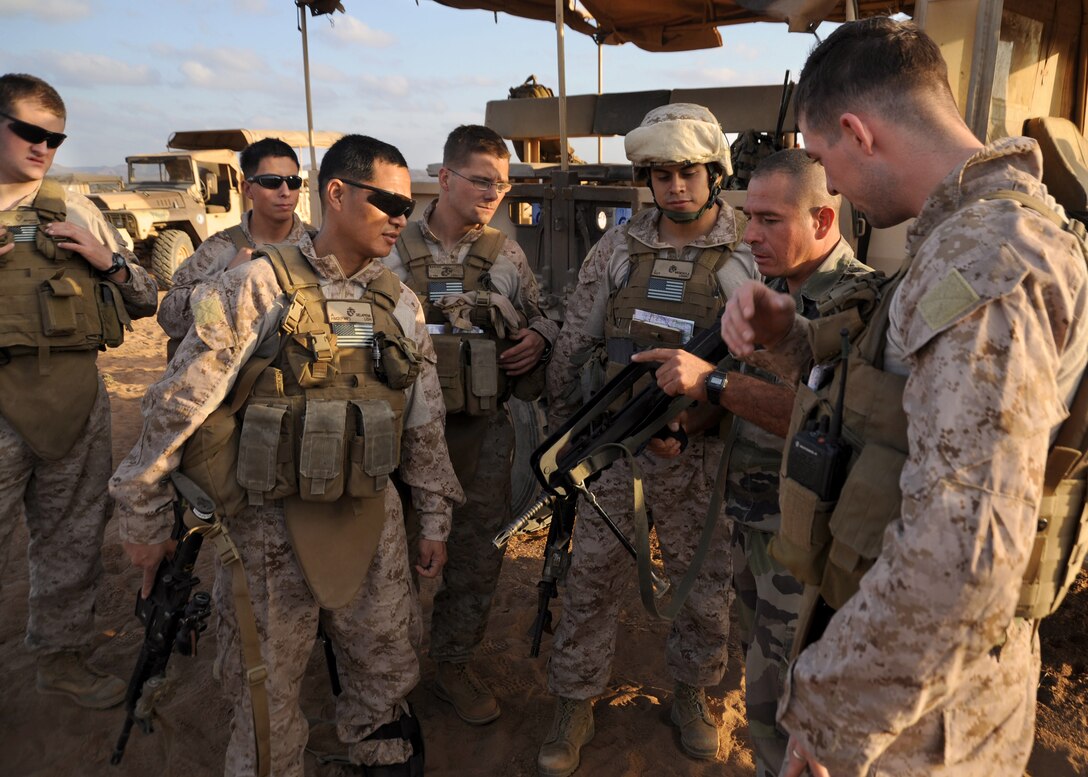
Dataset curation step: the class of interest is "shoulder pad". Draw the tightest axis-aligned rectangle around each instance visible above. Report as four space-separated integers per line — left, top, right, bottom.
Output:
34 179 67 222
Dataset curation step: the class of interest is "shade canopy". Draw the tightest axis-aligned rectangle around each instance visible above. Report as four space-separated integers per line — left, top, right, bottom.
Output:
167 129 343 153
432 1 915 51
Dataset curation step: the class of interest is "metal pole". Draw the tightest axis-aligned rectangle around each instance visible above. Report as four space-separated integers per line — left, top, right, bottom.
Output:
597 40 603 163
555 0 569 171
299 5 318 173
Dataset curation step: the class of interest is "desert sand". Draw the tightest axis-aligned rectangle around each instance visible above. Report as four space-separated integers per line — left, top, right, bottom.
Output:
1 299 1085 776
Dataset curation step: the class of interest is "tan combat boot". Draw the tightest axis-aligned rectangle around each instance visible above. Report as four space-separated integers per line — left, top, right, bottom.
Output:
537 696 594 777
36 651 126 710
670 682 719 759
433 661 500 724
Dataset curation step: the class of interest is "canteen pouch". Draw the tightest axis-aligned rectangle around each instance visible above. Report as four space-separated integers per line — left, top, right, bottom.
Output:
374 330 422 390
181 403 248 519
433 334 466 414
347 399 399 498
236 400 299 505
38 275 81 336
298 399 347 502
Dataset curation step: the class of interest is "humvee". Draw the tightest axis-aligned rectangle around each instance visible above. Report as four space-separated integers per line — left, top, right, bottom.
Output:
89 128 341 288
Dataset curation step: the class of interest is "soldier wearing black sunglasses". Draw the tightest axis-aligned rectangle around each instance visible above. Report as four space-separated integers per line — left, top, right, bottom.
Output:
0 73 159 712
158 137 310 356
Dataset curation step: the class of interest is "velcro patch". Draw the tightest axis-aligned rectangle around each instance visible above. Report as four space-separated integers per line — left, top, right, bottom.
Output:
918 269 980 331
193 294 228 328
427 264 464 280
651 259 694 280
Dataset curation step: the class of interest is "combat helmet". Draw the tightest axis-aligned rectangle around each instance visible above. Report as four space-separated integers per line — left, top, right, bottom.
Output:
624 103 732 223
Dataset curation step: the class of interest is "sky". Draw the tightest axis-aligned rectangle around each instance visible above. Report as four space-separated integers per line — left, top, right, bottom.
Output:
4 0 825 172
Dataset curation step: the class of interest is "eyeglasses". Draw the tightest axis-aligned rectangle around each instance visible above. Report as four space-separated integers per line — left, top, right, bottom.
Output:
447 167 512 194
246 174 303 190
0 110 66 149
339 179 415 219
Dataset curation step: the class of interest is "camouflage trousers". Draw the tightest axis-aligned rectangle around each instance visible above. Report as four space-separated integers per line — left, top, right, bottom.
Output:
428 410 513 663
548 435 732 698
0 378 112 655
730 522 803 777
214 490 423 777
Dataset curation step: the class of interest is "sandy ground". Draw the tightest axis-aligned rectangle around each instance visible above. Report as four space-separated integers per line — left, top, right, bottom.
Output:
1 299 1086 776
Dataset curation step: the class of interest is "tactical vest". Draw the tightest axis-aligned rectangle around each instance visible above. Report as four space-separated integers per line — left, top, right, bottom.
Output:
225 223 253 251
396 221 524 415
0 179 130 460
183 243 421 608
774 191 1088 644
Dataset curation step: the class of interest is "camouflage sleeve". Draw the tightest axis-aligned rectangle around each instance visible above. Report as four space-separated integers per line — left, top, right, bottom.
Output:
777 286 1062 774
65 191 158 319
397 287 464 541
740 314 813 386
157 230 238 339
110 261 286 544
545 230 617 429
502 238 559 345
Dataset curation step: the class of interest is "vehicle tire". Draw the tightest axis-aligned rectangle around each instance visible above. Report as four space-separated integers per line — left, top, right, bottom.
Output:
507 397 550 534
150 229 193 290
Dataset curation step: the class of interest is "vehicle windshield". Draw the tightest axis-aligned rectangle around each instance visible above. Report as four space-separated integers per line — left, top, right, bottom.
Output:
128 157 195 186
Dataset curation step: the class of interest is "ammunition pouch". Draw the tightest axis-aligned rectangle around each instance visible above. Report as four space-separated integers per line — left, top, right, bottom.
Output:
433 332 508 416
374 330 422 390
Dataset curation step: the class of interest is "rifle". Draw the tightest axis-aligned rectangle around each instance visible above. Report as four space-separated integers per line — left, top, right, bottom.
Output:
110 472 216 766
495 319 729 654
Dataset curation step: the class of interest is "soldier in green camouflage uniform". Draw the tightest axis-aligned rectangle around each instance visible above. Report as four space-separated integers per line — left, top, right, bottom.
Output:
637 149 871 776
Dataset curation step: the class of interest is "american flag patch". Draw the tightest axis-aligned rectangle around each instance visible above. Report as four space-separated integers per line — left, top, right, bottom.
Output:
428 280 464 301
10 224 38 243
647 277 686 302
331 321 374 348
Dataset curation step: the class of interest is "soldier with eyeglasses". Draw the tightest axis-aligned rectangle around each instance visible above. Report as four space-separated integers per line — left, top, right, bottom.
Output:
158 137 311 358
383 124 557 727
0 73 158 710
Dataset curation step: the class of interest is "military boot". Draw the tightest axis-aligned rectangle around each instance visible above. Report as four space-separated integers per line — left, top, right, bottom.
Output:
433 661 500 725
537 696 594 777
36 651 126 710
670 683 719 759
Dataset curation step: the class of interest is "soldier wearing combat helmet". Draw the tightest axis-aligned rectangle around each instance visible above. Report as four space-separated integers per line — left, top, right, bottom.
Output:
538 103 758 776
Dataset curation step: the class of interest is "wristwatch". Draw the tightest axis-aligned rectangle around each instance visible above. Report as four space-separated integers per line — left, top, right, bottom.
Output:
704 369 728 406
98 252 128 279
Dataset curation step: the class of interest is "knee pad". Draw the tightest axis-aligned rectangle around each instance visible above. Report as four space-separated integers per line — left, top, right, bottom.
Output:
361 704 424 777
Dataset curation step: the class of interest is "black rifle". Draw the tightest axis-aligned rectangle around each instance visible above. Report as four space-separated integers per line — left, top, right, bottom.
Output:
495 320 728 654
110 472 216 766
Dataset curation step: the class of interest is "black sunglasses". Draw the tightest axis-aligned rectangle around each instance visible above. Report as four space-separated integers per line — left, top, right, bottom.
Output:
339 179 415 219
0 110 66 149
246 174 303 190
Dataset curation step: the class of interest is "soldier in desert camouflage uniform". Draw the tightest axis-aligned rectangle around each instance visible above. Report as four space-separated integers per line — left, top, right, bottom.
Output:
383 125 557 726
113 135 463 777
538 103 759 777
157 137 310 356
634 149 872 777
721 19 1088 777
0 73 158 710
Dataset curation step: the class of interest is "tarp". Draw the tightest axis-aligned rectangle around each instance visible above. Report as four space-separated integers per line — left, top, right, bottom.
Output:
168 129 343 152
433 1 914 51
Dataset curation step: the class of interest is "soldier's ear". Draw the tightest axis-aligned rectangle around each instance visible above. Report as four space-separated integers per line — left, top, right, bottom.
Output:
840 113 875 156
812 205 836 239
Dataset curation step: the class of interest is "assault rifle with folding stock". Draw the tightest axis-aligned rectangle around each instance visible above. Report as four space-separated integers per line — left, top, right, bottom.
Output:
110 472 216 766
494 319 729 656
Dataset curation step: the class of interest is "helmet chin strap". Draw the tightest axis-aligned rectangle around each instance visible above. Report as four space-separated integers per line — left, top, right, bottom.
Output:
654 177 723 224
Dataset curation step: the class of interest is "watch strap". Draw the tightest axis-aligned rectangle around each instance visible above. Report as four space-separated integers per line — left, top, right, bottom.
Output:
704 369 728 405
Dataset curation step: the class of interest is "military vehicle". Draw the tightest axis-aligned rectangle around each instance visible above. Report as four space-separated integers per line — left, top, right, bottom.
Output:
89 128 341 288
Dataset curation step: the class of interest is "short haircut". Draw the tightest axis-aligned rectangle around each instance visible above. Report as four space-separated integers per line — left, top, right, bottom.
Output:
318 134 408 202
443 125 510 168
796 17 958 138
751 149 840 212
240 138 299 178
0 73 65 119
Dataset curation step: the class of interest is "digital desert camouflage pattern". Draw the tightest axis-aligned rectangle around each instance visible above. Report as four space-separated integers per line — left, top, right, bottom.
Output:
760 138 1088 776
111 234 462 773
385 201 558 664
0 186 157 656
544 201 756 699
156 210 309 341
728 241 870 777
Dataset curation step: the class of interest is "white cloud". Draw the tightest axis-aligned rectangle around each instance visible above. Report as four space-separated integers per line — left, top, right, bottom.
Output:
180 61 217 87
0 0 91 21
319 15 395 48
50 51 160 87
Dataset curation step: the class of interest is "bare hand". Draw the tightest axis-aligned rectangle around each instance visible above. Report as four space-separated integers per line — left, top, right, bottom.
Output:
416 538 448 579
226 247 254 270
498 328 546 376
721 280 795 357
0 227 13 258
780 735 830 777
646 420 684 458
122 539 176 598
631 348 714 401
42 221 114 271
